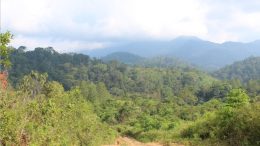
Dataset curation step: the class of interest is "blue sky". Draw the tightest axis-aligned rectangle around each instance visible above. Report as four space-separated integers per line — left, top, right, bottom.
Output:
3 0 260 52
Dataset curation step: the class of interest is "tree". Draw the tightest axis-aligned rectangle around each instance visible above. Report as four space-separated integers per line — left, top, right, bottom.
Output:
19 71 48 98
79 81 98 102
225 89 249 108
0 32 13 90
0 32 13 71
96 82 111 101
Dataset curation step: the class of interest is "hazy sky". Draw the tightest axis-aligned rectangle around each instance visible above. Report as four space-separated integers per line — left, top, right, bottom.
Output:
3 0 260 52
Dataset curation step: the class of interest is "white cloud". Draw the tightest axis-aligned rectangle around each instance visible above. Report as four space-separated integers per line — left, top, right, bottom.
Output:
2 0 260 51
201 0 260 42
11 35 107 52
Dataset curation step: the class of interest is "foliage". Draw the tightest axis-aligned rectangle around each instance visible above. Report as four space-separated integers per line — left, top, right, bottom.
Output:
102 52 144 65
9 47 216 101
2 47 259 145
0 32 13 70
213 56 260 83
225 89 249 107
0 72 116 146
181 90 259 146
19 71 48 98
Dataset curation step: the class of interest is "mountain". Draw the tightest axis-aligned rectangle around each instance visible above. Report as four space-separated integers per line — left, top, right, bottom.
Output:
101 52 144 64
138 56 193 69
84 36 260 70
6 47 260 146
9 47 217 99
212 56 260 83
102 52 193 69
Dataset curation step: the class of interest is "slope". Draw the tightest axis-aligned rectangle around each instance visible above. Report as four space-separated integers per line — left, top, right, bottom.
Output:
212 56 260 83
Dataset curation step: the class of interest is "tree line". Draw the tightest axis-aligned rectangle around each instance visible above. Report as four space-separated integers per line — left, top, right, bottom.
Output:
0 32 259 145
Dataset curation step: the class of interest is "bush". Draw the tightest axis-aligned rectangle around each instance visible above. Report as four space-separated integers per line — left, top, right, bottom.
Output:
181 103 260 146
0 74 117 146
181 89 260 146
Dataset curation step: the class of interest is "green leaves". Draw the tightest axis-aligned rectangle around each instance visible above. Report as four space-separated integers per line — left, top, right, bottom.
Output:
19 71 48 98
0 32 13 70
225 89 249 108
0 32 12 45
181 89 258 146
0 72 116 145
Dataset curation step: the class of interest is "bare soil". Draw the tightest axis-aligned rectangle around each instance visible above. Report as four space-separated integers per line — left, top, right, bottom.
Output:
103 137 185 146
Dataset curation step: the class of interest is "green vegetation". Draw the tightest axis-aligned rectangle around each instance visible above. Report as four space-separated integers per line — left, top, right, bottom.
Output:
0 72 116 145
181 89 259 146
1 34 115 145
9 47 216 98
0 43 259 145
139 56 192 69
102 52 144 64
102 52 191 69
213 57 260 83
0 32 13 71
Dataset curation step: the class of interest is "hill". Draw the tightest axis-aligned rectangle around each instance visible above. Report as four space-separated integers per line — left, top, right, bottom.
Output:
9 47 216 99
213 56 260 83
101 52 144 64
102 52 192 69
3 46 260 146
85 36 260 70
139 56 193 69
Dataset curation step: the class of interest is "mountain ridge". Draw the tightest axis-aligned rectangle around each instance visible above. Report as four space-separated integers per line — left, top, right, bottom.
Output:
84 36 260 70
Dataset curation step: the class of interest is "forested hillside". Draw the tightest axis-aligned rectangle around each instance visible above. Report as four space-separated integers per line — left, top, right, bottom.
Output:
2 45 258 146
213 57 260 82
2 0 260 145
9 47 216 101
102 52 193 69
102 52 144 64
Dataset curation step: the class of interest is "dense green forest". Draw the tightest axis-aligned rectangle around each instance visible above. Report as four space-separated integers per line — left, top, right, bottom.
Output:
101 52 192 69
9 46 215 99
102 52 144 65
213 56 260 83
0 33 260 145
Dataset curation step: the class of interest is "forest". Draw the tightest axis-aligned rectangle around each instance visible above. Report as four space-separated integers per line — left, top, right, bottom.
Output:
0 32 260 146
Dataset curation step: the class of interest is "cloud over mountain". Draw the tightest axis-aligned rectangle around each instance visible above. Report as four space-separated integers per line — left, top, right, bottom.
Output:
3 0 260 51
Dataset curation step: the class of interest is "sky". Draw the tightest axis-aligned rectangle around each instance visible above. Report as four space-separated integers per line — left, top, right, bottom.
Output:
2 0 260 52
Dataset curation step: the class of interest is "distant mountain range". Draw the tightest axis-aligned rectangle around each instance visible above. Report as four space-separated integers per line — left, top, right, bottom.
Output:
101 52 144 64
84 36 260 70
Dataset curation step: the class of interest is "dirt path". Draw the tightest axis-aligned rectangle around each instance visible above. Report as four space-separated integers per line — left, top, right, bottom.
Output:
103 137 185 146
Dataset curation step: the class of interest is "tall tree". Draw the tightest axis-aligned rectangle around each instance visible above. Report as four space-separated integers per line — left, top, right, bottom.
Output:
0 32 12 71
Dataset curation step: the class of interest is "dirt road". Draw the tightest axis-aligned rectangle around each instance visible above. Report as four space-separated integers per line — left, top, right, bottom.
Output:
103 137 185 146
